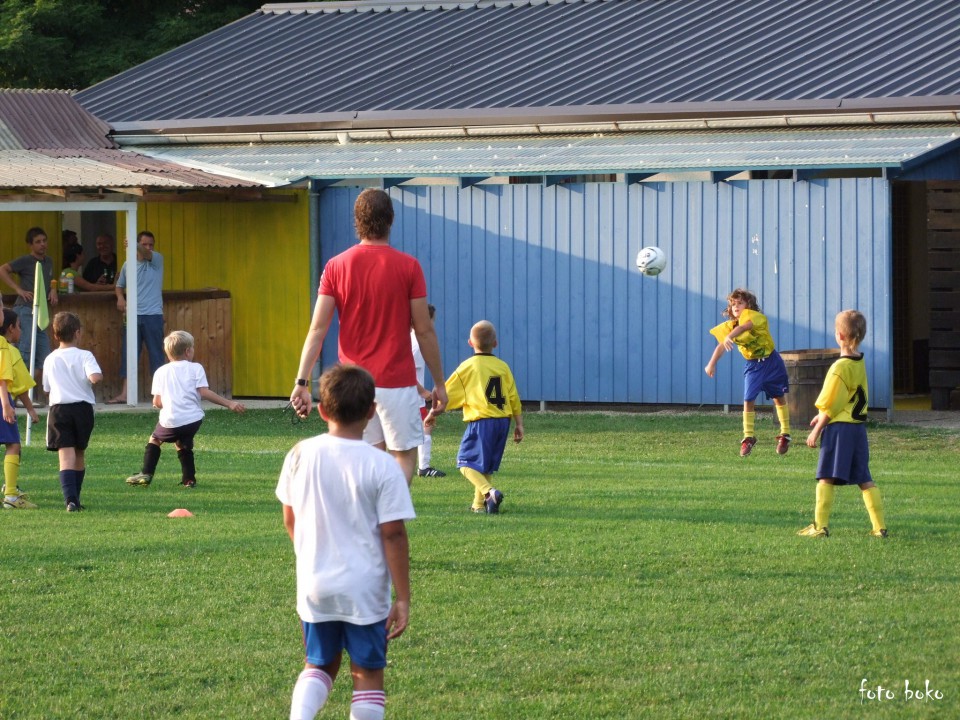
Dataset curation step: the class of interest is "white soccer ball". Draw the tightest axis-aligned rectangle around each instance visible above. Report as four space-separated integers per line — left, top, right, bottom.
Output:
636 246 667 276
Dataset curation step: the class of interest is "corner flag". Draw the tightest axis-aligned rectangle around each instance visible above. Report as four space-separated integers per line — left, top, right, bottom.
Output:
33 261 49 330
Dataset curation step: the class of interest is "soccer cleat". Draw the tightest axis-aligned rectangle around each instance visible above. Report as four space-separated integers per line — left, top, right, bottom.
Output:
740 437 757 457
485 489 504 514
125 472 153 487
775 434 791 455
417 467 447 478
66 502 81 513
797 523 829 538
870 528 889 539
180 478 197 488
3 493 38 509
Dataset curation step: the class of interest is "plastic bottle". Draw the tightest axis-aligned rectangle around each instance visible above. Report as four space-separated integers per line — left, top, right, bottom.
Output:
60 269 76 294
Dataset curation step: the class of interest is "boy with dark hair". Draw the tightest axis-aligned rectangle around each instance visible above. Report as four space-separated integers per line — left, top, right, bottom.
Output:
125 330 244 488
42 312 102 512
278 364 414 720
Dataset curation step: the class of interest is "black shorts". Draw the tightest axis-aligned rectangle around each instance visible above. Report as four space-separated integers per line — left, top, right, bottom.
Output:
46 402 95 452
151 419 203 450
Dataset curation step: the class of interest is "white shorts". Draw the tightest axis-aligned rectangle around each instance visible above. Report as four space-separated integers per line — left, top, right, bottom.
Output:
363 385 424 452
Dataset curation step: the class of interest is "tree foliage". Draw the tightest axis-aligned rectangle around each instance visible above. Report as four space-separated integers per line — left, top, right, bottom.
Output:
0 0 265 90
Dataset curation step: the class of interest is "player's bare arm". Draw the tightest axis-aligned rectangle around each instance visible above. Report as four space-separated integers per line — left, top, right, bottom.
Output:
411 297 447 413
291 294 336 417
381 520 410 639
282 504 296 542
806 411 830 447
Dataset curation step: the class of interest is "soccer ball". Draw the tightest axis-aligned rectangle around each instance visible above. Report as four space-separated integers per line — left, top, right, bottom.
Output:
636 246 667 276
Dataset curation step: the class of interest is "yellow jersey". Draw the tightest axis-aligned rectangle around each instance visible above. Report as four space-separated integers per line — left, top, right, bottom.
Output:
445 353 522 422
709 308 775 360
815 354 868 424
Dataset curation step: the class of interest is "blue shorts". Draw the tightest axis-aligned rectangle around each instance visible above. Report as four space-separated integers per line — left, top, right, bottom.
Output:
456 417 510 474
743 350 789 402
301 619 388 670
816 422 872 486
0 395 21 445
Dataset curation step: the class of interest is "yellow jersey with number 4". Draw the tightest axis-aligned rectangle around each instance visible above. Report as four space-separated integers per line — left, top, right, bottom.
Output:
445 353 522 422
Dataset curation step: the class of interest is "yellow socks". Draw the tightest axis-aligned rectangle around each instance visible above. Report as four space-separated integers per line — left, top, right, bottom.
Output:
862 486 886 532
815 481 835 530
4 455 20 496
775 404 791 435
743 411 756 439
460 467 493 509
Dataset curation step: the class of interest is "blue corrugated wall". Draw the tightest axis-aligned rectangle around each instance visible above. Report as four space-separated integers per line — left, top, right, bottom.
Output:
318 178 892 408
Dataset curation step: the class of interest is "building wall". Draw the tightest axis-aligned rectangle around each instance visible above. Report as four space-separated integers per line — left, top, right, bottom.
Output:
1 212 62 266
320 179 893 408
137 190 311 397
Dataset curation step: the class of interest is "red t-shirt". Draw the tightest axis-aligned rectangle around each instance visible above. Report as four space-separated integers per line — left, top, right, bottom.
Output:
319 244 427 387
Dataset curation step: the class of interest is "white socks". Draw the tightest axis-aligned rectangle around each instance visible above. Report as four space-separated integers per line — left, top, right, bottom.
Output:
350 691 386 720
290 668 333 720
290 670 385 720
418 435 433 470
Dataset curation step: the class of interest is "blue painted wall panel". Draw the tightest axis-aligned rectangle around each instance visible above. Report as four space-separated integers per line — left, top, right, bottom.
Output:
317 178 893 408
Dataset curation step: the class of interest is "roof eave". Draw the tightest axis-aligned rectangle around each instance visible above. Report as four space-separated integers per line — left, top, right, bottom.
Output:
108 97 960 144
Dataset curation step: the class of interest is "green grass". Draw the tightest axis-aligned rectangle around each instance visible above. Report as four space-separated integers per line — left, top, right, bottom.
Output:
2 409 958 719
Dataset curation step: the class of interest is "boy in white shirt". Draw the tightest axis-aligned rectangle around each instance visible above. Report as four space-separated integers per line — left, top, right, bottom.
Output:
42 312 102 512
277 364 414 720
125 330 244 488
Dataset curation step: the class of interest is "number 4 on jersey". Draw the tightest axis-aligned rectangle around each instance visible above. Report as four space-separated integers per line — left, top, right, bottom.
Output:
484 376 506 409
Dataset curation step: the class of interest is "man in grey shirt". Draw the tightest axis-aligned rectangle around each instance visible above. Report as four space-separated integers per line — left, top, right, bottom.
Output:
108 231 165 404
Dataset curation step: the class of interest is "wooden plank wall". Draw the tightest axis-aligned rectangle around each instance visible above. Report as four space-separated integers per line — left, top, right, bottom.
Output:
319 178 895 408
8 291 232 404
927 181 960 409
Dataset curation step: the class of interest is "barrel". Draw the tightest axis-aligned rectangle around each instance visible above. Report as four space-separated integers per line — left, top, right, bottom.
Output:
780 349 841 424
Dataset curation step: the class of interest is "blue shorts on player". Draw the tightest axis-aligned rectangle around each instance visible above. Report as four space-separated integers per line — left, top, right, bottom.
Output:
743 350 789 402
456 417 511 474
816 422 872 485
301 619 388 669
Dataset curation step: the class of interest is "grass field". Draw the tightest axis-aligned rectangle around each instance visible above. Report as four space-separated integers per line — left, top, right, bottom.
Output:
1 407 958 719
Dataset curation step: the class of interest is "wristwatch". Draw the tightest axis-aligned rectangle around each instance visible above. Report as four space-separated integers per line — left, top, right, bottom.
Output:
295 378 309 387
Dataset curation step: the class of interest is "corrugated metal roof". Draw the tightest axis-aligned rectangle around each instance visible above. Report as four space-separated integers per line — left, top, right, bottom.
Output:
76 0 960 127
0 90 114 150
130 124 960 185
0 149 261 189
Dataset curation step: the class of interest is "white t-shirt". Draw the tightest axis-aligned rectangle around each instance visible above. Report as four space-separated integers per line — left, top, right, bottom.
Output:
276 434 416 624
151 360 208 428
411 329 426 407
43 347 101 405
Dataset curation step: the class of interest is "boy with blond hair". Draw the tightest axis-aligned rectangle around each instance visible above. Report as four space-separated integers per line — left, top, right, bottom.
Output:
433 320 523 514
798 310 887 538
126 330 244 488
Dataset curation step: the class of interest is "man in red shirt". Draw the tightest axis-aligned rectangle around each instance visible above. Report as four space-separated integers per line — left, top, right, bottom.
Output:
291 189 447 485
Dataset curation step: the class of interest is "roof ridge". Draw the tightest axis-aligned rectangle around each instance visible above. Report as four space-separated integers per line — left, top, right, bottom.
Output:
260 0 594 13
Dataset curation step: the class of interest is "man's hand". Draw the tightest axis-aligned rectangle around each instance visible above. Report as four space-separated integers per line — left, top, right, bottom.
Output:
290 384 312 418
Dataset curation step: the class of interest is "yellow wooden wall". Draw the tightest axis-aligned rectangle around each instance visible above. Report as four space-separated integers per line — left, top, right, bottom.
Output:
134 189 312 397
0 212 63 272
